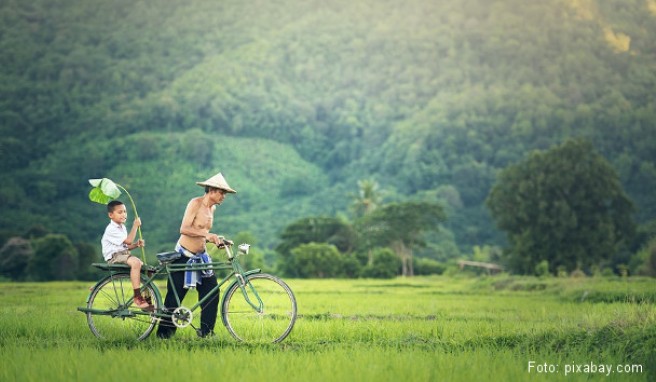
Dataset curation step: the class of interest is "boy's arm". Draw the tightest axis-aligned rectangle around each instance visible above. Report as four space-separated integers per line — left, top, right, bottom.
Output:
124 218 141 246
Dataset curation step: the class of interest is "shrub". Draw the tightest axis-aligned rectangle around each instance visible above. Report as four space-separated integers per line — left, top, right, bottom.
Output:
0 237 33 281
570 268 586 278
360 248 401 279
630 238 656 277
534 260 550 278
290 242 343 278
413 257 446 275
28 234 79 281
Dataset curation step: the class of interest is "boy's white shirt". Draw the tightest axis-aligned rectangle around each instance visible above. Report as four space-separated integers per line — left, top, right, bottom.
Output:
101 220 128 260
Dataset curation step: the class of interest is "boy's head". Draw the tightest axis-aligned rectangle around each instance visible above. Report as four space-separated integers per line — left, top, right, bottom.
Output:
107 200 128 224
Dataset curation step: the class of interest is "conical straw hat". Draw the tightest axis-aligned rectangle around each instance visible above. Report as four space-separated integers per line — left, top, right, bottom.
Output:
196 172 236 193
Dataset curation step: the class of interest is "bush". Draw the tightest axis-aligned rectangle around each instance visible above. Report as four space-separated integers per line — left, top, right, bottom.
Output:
360 248 401 279
0 237 33 281
75 242 104 281
534 260 550 278
570 268 586 278
290 242 343 278
413 257 446 275
630 238 656 277
28 234 79 281
339 255 362 278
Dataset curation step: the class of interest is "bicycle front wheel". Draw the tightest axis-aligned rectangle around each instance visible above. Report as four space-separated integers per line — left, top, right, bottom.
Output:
86 273 160 341
222 273 297 343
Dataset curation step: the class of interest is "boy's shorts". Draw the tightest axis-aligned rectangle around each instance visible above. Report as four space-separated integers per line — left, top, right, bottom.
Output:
108 250 133 264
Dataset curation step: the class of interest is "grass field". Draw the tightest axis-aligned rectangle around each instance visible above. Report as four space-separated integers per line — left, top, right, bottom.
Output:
0 275 654 381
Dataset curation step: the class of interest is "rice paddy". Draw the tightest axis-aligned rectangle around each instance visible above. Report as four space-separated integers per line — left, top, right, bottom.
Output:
0 276 654 381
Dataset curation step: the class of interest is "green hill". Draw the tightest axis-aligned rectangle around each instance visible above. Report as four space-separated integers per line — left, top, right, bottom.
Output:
1 0 655 257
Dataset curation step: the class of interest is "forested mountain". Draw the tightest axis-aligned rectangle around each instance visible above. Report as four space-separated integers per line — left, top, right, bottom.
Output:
1 0 655 259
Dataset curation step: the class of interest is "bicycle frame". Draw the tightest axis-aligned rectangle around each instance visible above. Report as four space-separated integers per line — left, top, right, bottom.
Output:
79 242 297 343
80 244 265 320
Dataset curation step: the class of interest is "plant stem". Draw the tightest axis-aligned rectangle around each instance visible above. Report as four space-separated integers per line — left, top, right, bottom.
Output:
116 184 146 263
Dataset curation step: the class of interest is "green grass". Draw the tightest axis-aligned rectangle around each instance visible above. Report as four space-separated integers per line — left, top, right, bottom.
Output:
0 276 654 381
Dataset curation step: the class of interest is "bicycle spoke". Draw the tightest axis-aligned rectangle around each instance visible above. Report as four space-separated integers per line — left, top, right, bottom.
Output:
222 273 297 343
86 274 159 341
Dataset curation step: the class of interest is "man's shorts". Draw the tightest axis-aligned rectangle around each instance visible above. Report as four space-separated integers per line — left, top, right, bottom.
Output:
108 250 134 264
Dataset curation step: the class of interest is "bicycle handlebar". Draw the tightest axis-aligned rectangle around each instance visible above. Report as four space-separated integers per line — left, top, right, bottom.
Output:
216 239 234 249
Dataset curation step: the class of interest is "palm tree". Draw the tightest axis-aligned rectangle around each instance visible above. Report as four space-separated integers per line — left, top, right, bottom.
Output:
351 179 384 265
350 179 383 218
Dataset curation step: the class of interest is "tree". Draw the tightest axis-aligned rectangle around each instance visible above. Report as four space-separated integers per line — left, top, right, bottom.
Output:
630 237 656 277
350 178 384 265
360 248 401 278
232 231 270 272
28 234 79 281
290 243 343 278
486 139 635 274
276 216 356 276
75 242 103 281
350 179 383 218
360 201 446 276
0 237 34 280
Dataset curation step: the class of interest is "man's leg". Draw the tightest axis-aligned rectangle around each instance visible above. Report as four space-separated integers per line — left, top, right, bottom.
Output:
156 258 188 338
197 275 219 337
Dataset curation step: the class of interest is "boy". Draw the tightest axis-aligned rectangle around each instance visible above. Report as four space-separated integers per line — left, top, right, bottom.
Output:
101 200 151 309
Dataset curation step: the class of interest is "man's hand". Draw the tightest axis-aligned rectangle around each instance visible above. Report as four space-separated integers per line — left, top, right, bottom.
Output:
206 233 222 246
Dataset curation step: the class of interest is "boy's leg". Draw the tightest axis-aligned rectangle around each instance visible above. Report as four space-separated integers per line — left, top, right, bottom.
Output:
126 256 143 291
109 251 148 304
156 257 188 339
197 275 219 337
125 256 152 309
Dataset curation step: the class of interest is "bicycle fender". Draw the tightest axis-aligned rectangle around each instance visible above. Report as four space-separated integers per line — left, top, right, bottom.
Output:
221 269 262 300
220 269 262 327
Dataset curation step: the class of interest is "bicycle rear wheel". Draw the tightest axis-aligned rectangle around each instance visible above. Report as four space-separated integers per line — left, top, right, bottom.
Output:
222 273 297 343
86 273 160 341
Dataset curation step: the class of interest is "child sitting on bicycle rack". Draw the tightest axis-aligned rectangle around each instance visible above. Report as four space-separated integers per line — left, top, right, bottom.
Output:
101 200 152 310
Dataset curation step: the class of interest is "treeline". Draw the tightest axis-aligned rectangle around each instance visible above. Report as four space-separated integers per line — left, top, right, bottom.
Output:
3 139 656 282
272 139 656 279
0 201 448 281
0 149 656 281
1 0 656 263
0 227 103 281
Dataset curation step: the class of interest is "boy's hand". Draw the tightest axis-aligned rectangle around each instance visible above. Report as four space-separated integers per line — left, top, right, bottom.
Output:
133 217 142 228
135 239 145 248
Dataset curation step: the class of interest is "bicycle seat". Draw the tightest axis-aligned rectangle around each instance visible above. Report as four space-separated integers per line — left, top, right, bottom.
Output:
156 251 181 263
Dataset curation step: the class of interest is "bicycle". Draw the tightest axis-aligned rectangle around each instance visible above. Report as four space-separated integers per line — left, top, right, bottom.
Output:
77 242 297 343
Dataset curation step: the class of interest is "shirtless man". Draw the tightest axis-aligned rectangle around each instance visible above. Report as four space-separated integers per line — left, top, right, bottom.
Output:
156 172 236 339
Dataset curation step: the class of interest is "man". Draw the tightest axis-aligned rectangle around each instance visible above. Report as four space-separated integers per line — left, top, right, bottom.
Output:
156 172 236 339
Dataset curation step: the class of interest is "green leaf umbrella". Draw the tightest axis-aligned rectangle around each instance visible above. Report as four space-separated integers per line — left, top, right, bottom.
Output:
88 178 146 263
